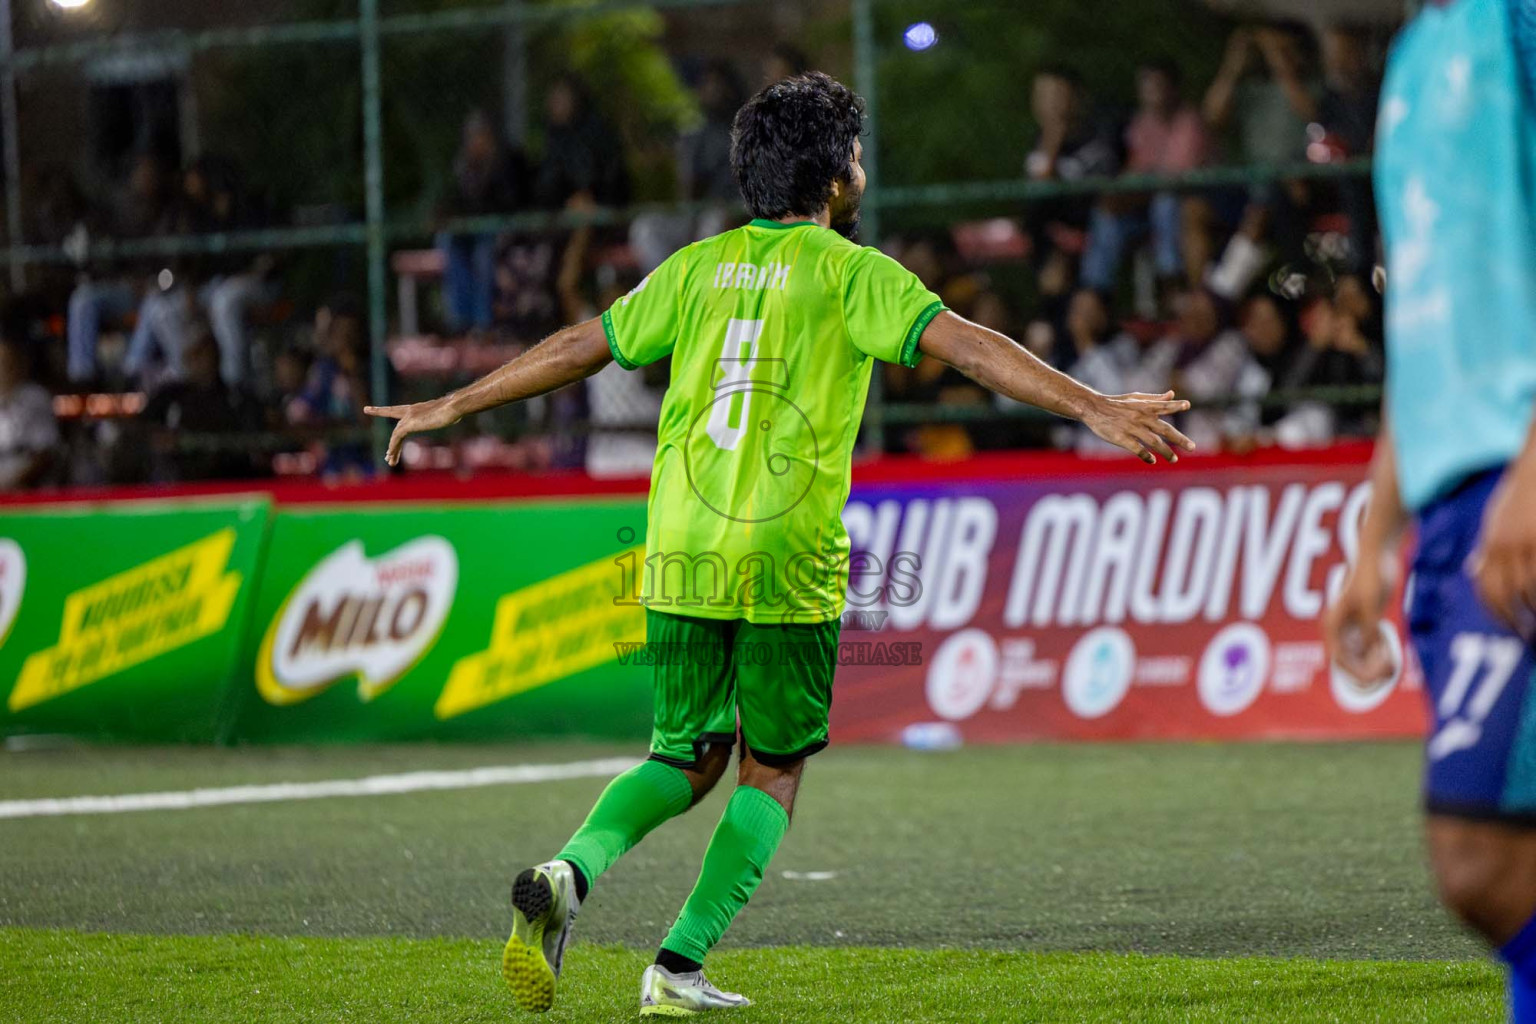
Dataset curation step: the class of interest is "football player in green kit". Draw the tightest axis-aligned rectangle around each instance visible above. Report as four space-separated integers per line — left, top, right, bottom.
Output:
367 71 1193 1016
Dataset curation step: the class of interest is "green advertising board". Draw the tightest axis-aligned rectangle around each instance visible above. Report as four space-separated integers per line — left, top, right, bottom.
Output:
0 498 270 742
219 498 654 743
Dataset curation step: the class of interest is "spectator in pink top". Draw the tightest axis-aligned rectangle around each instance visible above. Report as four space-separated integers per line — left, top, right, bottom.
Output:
1082 60 1213 299
1124 64 1210 175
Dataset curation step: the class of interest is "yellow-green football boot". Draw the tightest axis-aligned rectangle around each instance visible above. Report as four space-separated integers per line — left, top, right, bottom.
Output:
501 861 580 1012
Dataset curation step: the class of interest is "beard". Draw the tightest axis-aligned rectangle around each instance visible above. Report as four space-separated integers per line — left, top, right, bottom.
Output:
831 186 863 241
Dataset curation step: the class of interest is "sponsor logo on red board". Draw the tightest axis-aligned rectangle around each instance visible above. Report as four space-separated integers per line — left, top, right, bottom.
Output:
833 464 1423 743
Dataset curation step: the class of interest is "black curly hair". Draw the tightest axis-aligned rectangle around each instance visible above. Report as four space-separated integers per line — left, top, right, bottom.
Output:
730 71 865 223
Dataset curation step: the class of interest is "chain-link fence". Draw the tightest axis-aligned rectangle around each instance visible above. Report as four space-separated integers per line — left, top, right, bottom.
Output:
0 0 1392 487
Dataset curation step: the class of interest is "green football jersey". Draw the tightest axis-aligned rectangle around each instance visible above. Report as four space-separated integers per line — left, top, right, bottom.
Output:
602 218 945 624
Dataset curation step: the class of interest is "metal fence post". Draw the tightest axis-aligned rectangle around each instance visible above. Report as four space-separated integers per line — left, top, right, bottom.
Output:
503 0 528 147
361 0 390 467
852 0 884 453
0 0 24 291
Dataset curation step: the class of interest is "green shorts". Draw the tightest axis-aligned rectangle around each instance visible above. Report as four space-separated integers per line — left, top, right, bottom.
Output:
645 609 840 768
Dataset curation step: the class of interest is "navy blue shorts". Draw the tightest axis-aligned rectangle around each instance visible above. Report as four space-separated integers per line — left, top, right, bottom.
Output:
1411 468 1536 823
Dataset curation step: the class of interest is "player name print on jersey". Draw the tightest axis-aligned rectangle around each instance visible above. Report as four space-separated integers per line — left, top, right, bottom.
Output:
712 261 792 290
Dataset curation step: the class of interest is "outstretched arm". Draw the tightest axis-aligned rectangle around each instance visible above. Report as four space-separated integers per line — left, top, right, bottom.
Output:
917 309 1195 464
1203 28 1252 128
365 316 613 466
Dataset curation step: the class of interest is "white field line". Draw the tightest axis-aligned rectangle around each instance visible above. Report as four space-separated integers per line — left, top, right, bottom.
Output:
0 756 636 820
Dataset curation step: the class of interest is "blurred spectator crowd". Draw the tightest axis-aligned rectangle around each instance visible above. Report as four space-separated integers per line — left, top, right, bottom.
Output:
0 20 1387 492
886 18 1384 460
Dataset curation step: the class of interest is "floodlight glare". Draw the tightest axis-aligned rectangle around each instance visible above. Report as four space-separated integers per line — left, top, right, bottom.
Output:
903 22 937 51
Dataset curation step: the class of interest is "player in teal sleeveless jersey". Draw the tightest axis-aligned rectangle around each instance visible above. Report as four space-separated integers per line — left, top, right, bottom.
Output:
1375 0 1536 510
1327 2 1536 1020
370 73 1193 1014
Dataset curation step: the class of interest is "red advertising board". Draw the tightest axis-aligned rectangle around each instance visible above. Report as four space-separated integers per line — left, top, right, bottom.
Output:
5 444 1422 747
831 450 1424 744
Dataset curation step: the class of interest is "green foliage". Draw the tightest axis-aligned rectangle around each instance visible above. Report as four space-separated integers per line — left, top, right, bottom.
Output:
196 0 699 229
378 31 504 221
194 49 367 307
551 2 700 141
532 1 700 200
195 2 1235 223
376 2 701 219
197 49 363 214
866 0 1229 185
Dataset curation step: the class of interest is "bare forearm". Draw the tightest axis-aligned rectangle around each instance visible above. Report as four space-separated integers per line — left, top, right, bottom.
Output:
366 316 613 467
443 317 611 418
917 310 1096 420
1203 73 1238 127
1324 417 1406 681
916 309 1193 465
1508 413 1536 481
1359 419 1408 558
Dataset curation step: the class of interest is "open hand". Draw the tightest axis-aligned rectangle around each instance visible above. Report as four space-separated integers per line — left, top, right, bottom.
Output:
363 397 461 467
1323 557 1396 686
1081 391 1196 465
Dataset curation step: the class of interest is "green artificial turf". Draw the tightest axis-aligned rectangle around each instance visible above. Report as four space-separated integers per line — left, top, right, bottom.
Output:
0 739 1504 1021
0 929 1503 1023
0 740 1476 959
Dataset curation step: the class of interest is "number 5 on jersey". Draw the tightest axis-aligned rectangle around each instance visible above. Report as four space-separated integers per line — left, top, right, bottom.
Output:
706 318 765 451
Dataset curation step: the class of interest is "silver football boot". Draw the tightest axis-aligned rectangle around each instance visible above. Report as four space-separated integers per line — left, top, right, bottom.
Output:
501 860 581 1012
639 963 752 1017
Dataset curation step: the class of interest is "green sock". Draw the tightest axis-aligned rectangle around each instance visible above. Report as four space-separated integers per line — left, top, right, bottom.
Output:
660 784 790 964
556 760 693 889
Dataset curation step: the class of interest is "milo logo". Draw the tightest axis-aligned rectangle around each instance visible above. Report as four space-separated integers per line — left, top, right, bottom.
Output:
256 537 458 706
0 539 24 651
